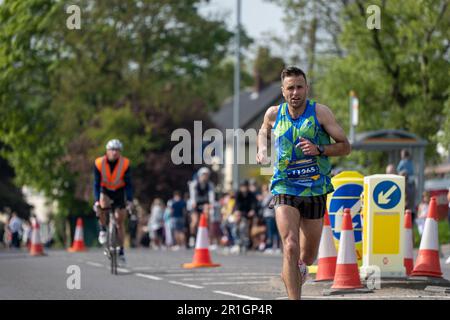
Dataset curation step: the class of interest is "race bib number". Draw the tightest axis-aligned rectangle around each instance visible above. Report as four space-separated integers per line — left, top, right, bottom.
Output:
286 158 320 182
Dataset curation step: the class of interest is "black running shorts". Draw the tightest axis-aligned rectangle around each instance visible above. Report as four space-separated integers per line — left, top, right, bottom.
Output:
269 194 327 220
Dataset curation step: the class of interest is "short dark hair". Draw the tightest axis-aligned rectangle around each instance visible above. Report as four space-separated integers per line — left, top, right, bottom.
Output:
401 149 410 158
281 66 307 84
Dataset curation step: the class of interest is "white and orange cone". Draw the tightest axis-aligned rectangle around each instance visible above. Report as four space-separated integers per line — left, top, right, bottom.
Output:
68 217 87 252
404 210 414 276
315 210 337 281
331 208 362 289
411 197 442 278
183 211 220 269
29 218 45 256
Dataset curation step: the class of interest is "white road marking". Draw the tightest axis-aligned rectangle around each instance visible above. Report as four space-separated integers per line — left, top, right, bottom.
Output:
168 281 204 289
213 290 261 300
85 261 103 267
165 272 278 277
203 280 269 285
117 267 130 273
181 275 276 281
135 273 163 281
276 295 450 300
131 267 152 270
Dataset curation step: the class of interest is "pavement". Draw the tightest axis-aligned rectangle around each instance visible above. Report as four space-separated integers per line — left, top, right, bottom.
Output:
1 245 450 300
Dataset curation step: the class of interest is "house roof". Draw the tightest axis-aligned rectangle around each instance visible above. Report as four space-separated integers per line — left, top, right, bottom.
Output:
211 82 282 130
352 129 428 150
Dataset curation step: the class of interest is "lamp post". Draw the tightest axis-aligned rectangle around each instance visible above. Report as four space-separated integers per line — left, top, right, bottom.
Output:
232 0 241 191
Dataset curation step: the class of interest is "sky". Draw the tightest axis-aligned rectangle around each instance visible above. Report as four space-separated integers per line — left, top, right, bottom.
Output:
198 0 287 58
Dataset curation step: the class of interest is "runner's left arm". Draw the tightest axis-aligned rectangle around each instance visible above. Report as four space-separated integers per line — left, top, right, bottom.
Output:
315 104 351 157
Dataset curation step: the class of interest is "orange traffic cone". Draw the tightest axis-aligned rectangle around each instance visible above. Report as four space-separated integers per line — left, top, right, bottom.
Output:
411 197 442 278
68 218 87 252
29 218 45 256
404 210 414 276
315 210 337 281
331 208 362 289
183 212 220 269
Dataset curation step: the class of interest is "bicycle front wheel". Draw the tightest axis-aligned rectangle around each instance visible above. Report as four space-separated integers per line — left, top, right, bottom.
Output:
110 223 118 275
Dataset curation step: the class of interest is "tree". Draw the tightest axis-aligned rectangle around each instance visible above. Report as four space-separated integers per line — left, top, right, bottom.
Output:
267 0 347 94
315 0 449 167
0 0 248 219
253 46 285 86
0 147 32 219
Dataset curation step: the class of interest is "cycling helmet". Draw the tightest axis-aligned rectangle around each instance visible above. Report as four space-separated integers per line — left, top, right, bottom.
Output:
106 139 123 151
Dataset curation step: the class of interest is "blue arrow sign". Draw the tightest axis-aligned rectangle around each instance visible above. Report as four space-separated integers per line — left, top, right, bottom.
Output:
373 181 401 209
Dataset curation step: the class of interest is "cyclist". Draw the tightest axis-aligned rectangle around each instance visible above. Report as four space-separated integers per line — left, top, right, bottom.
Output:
94 139 133 266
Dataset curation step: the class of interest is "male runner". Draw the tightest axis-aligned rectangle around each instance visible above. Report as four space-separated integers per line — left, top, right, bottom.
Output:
256 66 351 300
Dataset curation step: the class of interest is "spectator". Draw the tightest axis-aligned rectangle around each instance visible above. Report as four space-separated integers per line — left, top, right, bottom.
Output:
400 170 416 243
250 215 266 251
397 149 414 179
249 179 261 198
209 199 223 250
260 184 280 252
148 198 165 249
168 191 187 250
128 211 138 248
220 191 236 248
446 188 450 265
232 180 258 253
163 203 173 248
138 213 150 248
8 212 22 249
386 163 396 174
0 219 5 248
184 191 193 249
189 167 215 247
416 191 430 236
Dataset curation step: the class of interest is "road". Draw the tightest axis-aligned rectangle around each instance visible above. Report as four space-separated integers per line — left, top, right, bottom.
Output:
1 247 450 300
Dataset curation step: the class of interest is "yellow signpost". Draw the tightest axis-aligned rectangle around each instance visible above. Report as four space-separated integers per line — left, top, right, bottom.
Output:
360 174 406 278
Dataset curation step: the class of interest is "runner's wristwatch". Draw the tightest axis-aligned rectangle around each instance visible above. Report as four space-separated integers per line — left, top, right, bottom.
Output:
317 144 325 155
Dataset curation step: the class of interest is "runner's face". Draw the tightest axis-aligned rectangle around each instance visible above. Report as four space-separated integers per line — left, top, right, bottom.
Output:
282 75 308 109
106 149 120 161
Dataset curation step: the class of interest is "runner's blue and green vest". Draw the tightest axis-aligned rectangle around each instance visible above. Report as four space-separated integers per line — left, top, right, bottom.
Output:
270 100 334 196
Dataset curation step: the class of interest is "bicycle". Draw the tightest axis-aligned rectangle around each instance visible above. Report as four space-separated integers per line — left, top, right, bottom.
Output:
95 202 133 275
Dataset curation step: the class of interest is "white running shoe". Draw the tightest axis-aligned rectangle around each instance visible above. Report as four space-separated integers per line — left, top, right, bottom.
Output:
98 231 107 245
299 261 309 285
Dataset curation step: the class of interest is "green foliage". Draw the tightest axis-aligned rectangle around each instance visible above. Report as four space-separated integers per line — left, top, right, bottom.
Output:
314 0 450 171
0 0 242 220
253 46 285 84
84 106 155 164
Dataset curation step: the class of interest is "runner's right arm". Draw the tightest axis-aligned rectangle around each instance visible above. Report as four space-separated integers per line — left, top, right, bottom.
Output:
256 106 278 164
